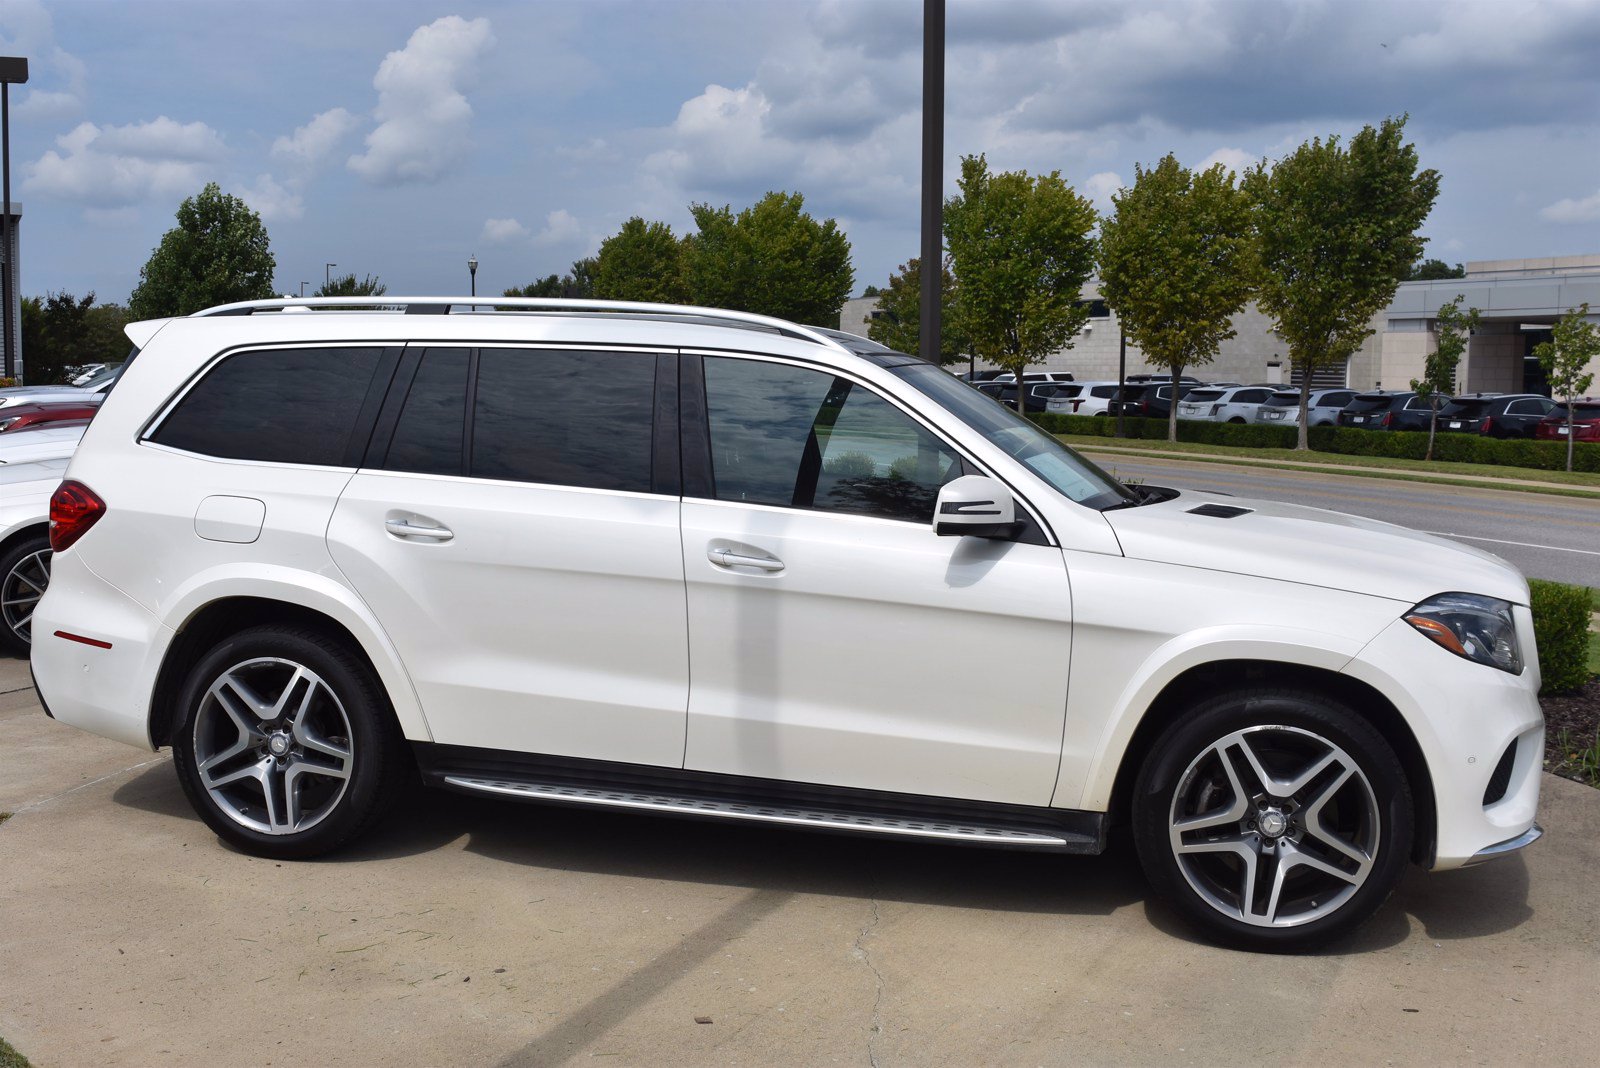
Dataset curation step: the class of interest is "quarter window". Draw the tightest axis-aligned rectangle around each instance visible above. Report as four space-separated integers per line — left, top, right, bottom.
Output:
150 346 386 466
470 348 655 493
702 357 963 523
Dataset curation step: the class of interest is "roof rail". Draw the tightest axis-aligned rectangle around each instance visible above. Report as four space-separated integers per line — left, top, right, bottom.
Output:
189 296 849 351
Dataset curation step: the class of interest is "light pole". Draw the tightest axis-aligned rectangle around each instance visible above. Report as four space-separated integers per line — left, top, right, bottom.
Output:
299 282 308 297
325 263 336 291
468 255 478 298
0 56 28 382
918 0 944 366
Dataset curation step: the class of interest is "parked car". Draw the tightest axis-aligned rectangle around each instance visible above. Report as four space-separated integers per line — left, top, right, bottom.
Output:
32 296 1543 952
1124 373 1203 386
1254 388 1357 428
1436 394 1557 439
994 371 1075 385
0 364 121 409
0 422 88 465
1535 399 1600 442
1044 381 1123 417
1107 381 1197 420
0 456 65 652
1175 385 1278 423
0 400 101 433
978 380 1065 413
1336 391 1434 431
70 363 109 386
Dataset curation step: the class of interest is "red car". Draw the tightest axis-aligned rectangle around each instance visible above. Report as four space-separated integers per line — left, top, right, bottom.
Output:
0 399 101 433
1535 399 1600 442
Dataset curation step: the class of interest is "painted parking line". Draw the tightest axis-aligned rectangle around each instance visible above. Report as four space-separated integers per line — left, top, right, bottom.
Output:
1424 531 1600 557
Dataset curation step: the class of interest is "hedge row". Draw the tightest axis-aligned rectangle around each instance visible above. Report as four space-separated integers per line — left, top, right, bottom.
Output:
1529 580 1595 694
1033 413 1600 474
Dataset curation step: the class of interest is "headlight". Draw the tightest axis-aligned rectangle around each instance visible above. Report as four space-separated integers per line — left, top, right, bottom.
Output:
1404 593 1522 674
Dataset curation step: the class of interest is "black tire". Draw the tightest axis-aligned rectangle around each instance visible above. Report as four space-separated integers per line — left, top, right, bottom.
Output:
0 530 51 655
1132 687 1412 952
1227 417 1246 424
171 624 408 859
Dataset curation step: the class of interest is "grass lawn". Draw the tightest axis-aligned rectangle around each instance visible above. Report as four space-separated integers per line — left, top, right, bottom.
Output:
0 1036 29 1068
1057 434 1600 496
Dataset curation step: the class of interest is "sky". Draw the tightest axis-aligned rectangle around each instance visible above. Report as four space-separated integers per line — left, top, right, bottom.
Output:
2 0 1599 306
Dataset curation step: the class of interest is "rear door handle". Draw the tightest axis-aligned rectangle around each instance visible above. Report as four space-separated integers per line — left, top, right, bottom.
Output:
708 547 784 572
385 517 454 541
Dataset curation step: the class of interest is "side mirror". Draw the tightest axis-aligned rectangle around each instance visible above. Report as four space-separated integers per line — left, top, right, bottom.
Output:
933 475 1025 539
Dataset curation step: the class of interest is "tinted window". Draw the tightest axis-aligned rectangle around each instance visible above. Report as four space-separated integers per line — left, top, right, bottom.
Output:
703 357 964 523
1346 394 1392 412
1319 392 1354 408
1265 392 1297 407
1404 396 1432 411
1237 389 1273 403
471 348 655 493
1440 399 1492 418
1091 385 1119 398
1506 399 1545 415
385 348 468 476
1185 389 1224 401
152 347 384 465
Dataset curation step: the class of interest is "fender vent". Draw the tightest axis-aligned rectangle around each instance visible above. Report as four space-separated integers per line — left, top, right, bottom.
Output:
1187 503 1253 519
1483 740 1517 806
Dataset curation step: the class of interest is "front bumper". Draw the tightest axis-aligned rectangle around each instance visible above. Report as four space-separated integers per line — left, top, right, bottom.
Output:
1465 823 1543 866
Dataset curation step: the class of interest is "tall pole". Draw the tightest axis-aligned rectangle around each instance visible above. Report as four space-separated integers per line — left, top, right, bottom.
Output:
1115 323 1127 438
468 255 478 298
325 262 336 290
918 0 944 367
2 82 12 381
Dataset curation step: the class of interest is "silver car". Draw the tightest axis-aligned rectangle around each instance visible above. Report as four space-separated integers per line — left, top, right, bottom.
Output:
1254 388 1357 427
0 365 122 409
1175 384 1277 423
1044 380 1123 416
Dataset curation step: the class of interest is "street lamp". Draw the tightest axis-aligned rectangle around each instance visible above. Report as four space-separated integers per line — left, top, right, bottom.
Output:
468 255 478 298
299 282 308 297
0 56 28 382
918 0 943 365
325 263 336 290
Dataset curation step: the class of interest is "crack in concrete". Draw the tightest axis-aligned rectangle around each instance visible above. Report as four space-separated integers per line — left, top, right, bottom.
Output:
15 755 170 815
851 895 885 1068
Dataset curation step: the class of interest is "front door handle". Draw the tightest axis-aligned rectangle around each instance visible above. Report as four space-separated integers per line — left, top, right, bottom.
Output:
385 517 454 541
708 547 784 572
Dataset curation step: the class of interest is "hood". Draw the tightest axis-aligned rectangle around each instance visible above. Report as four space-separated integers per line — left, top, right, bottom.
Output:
1103 490 1529 607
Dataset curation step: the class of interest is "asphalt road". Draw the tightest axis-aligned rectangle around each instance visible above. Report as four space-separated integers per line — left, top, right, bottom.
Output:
1081 451 1600 588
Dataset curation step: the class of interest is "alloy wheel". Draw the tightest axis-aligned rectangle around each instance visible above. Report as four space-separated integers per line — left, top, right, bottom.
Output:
193 657 354 835
1167 725 1380 928
1 547 50 646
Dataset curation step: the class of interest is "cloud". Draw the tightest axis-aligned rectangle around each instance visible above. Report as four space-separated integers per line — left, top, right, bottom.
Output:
481 217 529 243
238 173 303 221
347 15 495 186
1196 147 1256 175
0 0 88 120
532 209 581 246
272 108 359 167
1540 189 1600 224
23 119 224 207
1083 171 1124 211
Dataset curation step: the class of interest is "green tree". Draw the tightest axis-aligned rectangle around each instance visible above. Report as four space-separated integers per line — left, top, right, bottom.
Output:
504 275 564 298
505 259 598 301
1411 295 1480 461
861 284 881 298
1533 303 1599 473
1098 155 1255 441
19 291 94 384
19 295 44 384
1408 257 1465 281
1244 116 1440 448
865 256 968 364
129 183 276 319
681 191 853 325
593 217 688 304
315 272 386 297
943 154 1097 411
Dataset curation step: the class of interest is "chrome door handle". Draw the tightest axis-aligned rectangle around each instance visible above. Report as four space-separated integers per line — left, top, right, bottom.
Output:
708 548 784 572
385 518 454 541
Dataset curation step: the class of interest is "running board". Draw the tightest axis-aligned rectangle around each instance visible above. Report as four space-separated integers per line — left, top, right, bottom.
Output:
416 744 1105 854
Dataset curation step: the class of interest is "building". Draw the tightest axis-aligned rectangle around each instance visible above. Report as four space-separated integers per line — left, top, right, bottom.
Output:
845 253 1600 395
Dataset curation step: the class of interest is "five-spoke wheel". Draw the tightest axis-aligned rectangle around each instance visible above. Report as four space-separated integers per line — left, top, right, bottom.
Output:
173 625 407 858
0 532 51 654
1134 688 1412 951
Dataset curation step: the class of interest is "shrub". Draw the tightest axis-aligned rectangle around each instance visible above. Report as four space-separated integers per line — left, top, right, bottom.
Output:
1529 579 1595 694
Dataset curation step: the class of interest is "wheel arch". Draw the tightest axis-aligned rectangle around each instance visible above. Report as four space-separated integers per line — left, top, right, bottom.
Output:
1103 659 1436 866
0 518 49 559
148 593 431 749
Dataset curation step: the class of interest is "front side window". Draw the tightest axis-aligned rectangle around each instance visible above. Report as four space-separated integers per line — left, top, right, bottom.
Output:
150 346 386 466
703 357 964 523
471 348 655 493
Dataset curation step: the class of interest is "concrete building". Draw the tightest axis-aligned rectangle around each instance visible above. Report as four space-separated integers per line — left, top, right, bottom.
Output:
845 254 1600 395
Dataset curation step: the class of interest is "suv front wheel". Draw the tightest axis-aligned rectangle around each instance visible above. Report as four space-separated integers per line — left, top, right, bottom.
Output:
1132 688 1413 951
172 625 407 859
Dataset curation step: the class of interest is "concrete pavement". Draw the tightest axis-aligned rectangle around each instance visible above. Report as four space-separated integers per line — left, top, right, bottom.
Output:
2 652 1596 1066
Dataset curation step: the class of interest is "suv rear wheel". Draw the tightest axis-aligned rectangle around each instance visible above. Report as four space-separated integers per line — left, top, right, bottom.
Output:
0 531 51 654
172 625 407 858
1132 688 1413 951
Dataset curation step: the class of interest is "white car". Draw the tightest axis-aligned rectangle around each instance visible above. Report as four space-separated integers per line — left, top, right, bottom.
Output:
1176 385 1279 423
0 423 87 465
0 365 121 409
993 370 1075 385
1255 388 1358 428
31 297 1543 951
1044 380 1123 416
1 456 66 652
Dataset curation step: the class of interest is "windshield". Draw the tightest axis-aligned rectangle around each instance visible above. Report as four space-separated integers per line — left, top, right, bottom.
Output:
79 365 122 391
1553 404 1600 420
1185 389 1224 401
890 362 1137 510
1346 394 1392 412
1264 392 1298 407
1440 399 1493 418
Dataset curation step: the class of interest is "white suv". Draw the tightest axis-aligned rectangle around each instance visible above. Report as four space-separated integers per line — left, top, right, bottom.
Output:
31 298 1543 951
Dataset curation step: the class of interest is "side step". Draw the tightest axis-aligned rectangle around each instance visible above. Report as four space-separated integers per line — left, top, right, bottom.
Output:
416 744 1105 854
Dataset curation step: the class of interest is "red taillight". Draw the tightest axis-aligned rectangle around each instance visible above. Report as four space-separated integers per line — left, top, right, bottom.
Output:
1381 411 1393 428
49 480 105 553
1480 416 1493 434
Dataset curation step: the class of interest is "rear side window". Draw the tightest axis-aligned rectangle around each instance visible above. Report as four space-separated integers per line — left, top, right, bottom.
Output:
471 348 655 493
1236 389 1273 403
150 347 386 466
385 348 469 476
1318 391 1354 408
1091 385 1119 399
